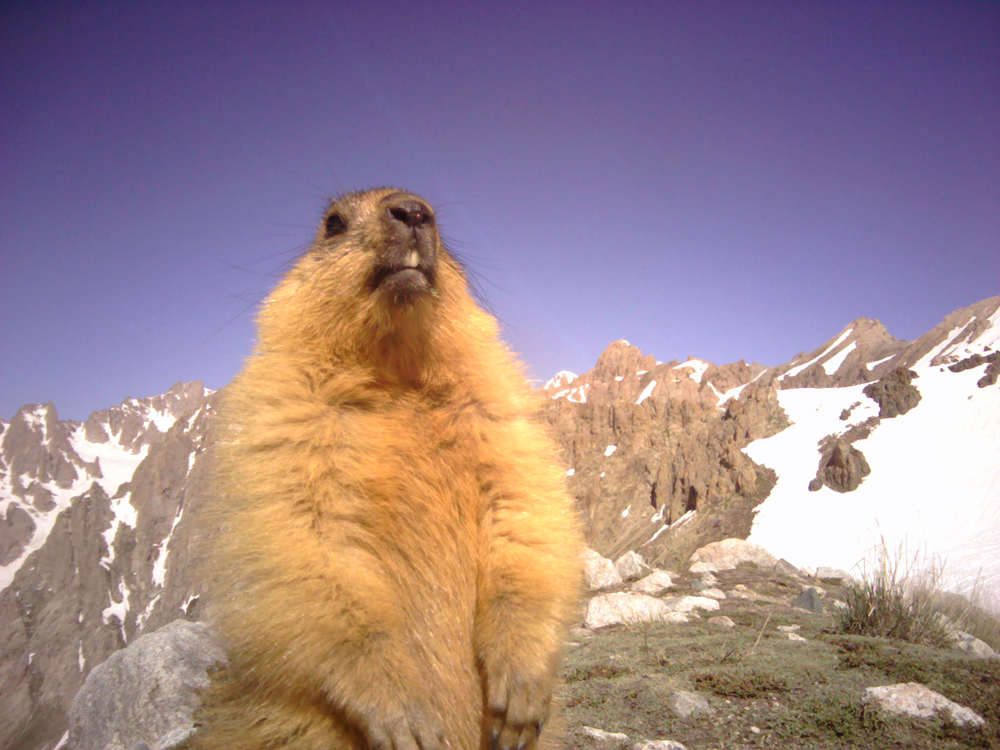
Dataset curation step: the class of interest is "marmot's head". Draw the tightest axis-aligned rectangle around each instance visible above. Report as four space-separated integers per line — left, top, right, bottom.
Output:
258 188 487 382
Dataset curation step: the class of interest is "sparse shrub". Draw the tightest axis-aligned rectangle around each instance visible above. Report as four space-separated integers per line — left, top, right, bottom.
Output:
836 539 952 647
693 666 788 698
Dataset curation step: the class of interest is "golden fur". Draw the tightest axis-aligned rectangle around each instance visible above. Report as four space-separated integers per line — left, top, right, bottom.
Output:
195 188 582 750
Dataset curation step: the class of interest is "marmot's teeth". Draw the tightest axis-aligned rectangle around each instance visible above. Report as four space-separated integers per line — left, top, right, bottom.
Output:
403 250 420 268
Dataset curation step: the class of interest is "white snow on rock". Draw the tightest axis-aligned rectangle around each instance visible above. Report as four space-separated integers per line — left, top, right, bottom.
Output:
636 380 657 405
867 355 895 369
821 340 857 375
544 370 578 390
673 359 709 383
780 328 854 380
746 362 1000 599
552 383 589 403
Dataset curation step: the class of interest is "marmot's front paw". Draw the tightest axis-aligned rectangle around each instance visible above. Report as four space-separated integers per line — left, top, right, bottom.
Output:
363 702 448 750
487 672 552 750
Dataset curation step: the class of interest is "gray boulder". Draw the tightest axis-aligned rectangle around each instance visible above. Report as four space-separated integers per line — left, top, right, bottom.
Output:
792 587 824 615
68 620 226 750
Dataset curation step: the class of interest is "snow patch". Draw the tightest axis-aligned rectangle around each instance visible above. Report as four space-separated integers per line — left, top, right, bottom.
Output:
544 371 578 390
621 505 631 519
746 364 1000 598
566 468 575 477
151 508 184 587
781 328 854 380
822 340 857 375
102 580 131 641
636 380 657 405
604 445 617 457
867 355 895 369
674 359 709 383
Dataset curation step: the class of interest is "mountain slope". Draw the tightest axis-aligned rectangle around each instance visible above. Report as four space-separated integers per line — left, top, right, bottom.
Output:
0 383 215 749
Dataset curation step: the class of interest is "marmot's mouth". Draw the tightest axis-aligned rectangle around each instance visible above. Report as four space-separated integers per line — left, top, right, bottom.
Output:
371 250 436 298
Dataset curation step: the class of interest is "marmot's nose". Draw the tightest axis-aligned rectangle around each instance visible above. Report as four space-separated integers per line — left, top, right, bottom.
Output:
386 198 434 229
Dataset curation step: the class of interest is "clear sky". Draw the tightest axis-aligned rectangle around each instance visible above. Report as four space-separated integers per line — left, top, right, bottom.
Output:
2 1 998 422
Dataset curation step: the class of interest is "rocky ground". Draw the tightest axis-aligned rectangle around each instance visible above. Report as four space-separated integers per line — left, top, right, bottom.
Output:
64 540 1000 750
564 546 1000 750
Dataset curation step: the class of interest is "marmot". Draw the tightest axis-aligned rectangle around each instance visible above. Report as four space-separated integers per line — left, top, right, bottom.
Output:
195 188 583 750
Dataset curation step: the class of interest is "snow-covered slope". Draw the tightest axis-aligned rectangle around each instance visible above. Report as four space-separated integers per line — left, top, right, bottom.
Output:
746 314 1000 599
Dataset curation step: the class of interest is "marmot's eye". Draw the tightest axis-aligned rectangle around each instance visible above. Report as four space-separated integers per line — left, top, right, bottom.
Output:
324 213 347 238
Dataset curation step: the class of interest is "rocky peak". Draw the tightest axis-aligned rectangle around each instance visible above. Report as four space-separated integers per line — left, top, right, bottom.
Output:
770 318 907 390
895 294 1000 369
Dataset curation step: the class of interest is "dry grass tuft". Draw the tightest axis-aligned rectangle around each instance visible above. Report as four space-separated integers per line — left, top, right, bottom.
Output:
836 536 1000 650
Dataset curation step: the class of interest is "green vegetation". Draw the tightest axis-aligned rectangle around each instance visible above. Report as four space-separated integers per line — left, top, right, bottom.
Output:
836 538 1000 652
562 563 1000 749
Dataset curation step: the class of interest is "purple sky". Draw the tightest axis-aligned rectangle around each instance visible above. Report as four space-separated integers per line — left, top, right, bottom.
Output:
2 1 998 422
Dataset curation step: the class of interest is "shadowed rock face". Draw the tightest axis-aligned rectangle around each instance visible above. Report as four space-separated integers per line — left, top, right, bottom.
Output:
0 383 217 749
862 367 921 419
543 341 785 568
809 439 871 494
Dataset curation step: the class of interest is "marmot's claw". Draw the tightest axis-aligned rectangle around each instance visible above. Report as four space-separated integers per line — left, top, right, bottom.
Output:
365 703 447 750
487 674 551 750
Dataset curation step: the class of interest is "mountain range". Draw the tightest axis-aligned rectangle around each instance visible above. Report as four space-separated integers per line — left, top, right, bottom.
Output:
1 293 997 750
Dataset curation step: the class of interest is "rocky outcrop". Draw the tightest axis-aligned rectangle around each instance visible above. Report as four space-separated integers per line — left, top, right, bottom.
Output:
68 620 226 750
862 368 921 419
0 384 217 748
768 318 906 389
861 682 985 727
687 538 778 571
544 342 783 568
949 350 1000 388
808 439 871 493
892 294 1000 369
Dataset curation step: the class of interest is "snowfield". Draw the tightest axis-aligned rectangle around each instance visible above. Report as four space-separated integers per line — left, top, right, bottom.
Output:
745 362 1000 600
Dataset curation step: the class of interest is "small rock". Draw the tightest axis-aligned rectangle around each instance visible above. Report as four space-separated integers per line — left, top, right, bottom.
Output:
669 690 713 718
699 588 726 600
699 572 718 586
660 595 721 614
949 630 1000 660
614 551 648 582
688 538 778 571
785 632 808 642
861 682 985 727
580 726 631 750
632 741 687 750
708 616 736 628
584 549 624 590
791 587 824 615
688 561 718 574
584 592 689 629
749 726 761 734
777 624 801 632
773 558 802 577
814 566 852 583
631 569 675 595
